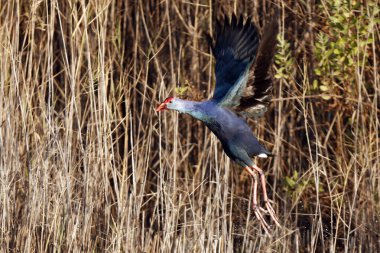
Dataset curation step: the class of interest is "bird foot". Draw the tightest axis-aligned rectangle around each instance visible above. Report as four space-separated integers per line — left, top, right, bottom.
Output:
265 201 281 227
253 207 272 236
258 206 268 213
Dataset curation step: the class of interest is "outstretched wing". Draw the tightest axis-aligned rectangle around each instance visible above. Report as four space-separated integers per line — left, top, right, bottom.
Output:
235 17 279 118
206 14 260 107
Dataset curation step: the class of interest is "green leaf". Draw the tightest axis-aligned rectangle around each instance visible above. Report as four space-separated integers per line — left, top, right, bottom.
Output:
175 86 189 96
293 170 299 180
313 79 319 89
321 94 331 100
285 176 296 188
320 85 329 91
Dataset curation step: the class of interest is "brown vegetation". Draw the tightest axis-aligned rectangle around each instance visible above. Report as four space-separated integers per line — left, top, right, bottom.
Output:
0 0 379 252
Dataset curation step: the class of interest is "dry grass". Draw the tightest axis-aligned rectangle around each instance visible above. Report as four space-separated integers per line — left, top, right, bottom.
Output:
0 0 379 252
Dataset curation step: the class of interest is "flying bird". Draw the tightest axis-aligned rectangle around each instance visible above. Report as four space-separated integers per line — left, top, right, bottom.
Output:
156 13 280 234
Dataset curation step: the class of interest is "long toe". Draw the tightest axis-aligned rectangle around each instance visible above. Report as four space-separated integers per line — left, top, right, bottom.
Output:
265 202 281 227
254 208 271 236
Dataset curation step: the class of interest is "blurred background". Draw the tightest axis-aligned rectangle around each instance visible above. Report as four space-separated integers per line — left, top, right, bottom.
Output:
0 0 379 252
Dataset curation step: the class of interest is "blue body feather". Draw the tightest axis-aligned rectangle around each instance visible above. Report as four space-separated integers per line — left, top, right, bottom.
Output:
158 14 280 231
162 15 276 168
167 99 271 167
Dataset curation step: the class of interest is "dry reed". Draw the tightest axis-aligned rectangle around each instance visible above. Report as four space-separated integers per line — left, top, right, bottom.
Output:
0 0 379 252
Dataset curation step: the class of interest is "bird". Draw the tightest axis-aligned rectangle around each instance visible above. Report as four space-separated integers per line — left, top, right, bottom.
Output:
156 13 280 235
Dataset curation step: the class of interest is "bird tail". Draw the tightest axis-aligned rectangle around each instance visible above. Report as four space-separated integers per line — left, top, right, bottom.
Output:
257 150 275 158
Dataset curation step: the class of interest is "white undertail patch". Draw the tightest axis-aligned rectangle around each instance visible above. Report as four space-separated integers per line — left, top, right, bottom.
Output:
258 153 268 158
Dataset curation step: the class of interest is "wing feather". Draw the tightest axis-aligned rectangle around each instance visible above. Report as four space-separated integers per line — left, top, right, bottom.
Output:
207 14 260 106
235 16 279 118
207 13 279 119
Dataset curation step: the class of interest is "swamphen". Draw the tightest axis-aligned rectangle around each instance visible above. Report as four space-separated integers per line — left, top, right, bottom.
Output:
156 14 280 234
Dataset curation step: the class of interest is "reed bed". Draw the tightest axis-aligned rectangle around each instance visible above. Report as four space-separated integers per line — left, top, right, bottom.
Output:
0 0 379 252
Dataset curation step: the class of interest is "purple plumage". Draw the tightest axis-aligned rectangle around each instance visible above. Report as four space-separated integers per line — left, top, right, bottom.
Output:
156 13 280 235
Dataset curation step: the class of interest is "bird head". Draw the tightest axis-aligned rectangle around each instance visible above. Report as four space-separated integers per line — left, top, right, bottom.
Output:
156 97 176 112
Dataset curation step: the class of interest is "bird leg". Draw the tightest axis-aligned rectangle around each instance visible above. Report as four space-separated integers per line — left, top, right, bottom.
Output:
245 166 271 235
251 164 281 227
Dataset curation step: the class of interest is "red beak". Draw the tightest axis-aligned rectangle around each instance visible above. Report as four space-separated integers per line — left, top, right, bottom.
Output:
156 102 167 112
